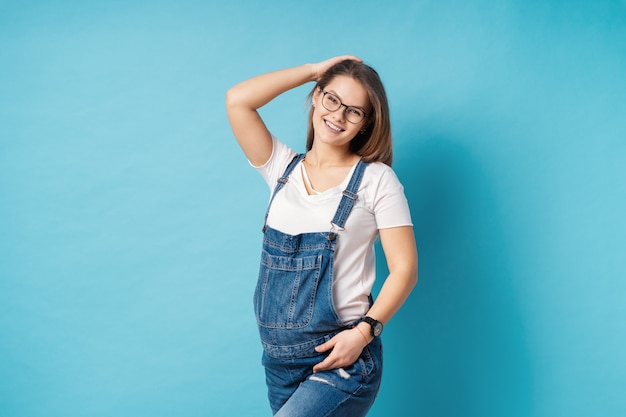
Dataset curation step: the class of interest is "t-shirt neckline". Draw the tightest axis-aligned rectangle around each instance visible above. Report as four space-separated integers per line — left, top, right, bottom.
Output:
299 159 360 197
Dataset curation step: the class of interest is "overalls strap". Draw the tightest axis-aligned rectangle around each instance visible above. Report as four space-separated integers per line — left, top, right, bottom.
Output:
262 153 305 232
330 159 368 231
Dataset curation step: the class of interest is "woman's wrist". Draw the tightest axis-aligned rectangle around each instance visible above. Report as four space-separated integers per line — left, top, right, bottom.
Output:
305 63 318 82
354 323 372 344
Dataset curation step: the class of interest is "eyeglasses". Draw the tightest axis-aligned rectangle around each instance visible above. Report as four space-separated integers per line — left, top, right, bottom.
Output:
318 87 368 124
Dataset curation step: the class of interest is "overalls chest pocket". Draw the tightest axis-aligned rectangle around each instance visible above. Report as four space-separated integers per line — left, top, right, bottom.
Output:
254 250 323 329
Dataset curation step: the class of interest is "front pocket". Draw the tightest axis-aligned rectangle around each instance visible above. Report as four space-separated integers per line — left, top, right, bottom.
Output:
254 251 322 329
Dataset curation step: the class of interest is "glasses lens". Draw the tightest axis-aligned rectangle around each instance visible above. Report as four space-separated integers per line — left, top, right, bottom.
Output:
322 92 341 111
345 107 365 124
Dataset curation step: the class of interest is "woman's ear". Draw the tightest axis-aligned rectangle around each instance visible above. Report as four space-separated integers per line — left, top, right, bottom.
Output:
312 86 320 106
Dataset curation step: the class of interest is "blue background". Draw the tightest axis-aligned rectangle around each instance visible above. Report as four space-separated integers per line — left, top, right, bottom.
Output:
1 1 625 416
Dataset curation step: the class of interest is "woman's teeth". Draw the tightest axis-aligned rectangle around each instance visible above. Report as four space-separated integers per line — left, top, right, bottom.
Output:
325 120 343 132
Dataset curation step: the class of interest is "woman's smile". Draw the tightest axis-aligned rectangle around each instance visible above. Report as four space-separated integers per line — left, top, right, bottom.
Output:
324 119 345 133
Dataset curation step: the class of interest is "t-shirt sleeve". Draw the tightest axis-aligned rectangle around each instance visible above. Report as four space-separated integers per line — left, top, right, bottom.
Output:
372 166 413 229
251 136 298 189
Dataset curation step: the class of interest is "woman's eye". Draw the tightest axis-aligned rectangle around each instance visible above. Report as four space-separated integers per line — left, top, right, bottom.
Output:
348 108 363 117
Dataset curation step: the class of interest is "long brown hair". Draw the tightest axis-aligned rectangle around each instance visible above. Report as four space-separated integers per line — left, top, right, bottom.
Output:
306 60 393 166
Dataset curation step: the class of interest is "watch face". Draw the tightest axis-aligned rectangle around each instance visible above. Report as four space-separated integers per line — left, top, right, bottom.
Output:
364 316 383 337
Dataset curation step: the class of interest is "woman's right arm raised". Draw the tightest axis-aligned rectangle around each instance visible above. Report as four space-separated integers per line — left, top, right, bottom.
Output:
225 56 361 166
226 64 316 166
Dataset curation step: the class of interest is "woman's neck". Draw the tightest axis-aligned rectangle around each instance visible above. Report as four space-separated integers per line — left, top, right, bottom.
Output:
305 143 359 168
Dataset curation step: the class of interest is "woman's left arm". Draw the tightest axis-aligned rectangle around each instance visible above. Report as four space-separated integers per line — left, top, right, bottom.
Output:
313 226 418 372
363 225 418 325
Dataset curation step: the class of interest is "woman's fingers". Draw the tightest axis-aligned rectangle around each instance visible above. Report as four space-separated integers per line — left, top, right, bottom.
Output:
312 329 365 372
312 55 362 80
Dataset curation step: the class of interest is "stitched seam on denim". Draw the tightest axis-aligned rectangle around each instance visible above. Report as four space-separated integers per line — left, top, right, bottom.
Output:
286 268 299 322
262 239 334 252
260 258 322 271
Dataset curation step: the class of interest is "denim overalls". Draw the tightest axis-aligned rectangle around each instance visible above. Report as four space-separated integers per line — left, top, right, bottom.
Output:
254 154 383 417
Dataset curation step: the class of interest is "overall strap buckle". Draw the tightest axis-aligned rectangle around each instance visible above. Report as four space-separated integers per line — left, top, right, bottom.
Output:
329 159 368 232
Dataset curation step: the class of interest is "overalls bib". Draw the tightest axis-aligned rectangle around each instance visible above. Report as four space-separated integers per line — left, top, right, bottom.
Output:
254 153 368 359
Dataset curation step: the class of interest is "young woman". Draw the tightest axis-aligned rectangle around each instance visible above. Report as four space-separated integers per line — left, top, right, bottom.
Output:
226 56 418 417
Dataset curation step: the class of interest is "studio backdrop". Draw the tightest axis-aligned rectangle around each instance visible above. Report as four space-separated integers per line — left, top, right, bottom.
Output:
1 1 624 416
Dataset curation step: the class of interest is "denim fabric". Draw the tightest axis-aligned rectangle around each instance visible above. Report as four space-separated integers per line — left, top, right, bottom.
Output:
263 337 383 416
254 155 382 416
255 225 345 358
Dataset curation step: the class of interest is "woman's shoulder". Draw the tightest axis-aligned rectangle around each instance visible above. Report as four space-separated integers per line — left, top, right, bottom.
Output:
359 160 408 205
360 161 411 220
254 135 298 187
362 161 403 185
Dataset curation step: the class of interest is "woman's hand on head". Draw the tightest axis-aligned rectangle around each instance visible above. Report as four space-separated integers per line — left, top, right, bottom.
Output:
311 55 362 81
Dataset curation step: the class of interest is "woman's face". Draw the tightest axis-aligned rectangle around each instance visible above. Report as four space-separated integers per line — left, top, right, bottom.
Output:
312 75 370 150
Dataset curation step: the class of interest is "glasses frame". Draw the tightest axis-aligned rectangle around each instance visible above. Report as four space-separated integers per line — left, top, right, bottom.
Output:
318 87 369 124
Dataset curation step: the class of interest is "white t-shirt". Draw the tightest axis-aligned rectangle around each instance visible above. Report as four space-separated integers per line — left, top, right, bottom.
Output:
253 136 413 323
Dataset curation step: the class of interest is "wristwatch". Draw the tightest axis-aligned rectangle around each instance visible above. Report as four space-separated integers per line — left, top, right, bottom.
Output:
362 316 383 337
